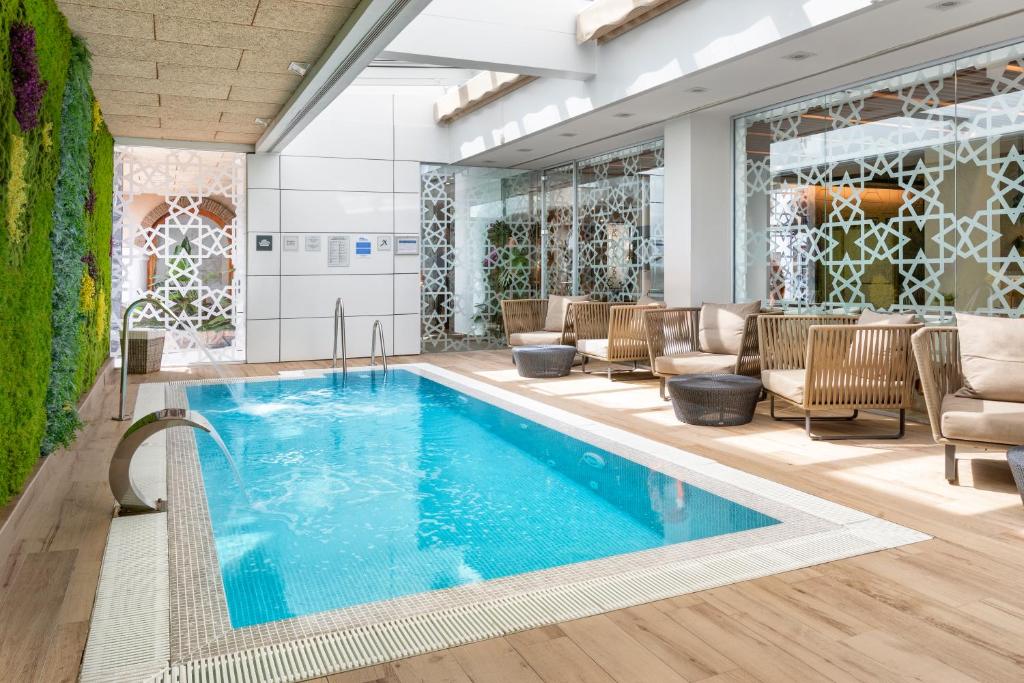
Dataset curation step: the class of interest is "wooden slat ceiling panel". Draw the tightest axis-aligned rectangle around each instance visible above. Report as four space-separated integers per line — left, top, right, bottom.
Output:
58 0 360 144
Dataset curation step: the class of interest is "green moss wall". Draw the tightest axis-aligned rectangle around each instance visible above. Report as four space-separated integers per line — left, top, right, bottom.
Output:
0 2 113 503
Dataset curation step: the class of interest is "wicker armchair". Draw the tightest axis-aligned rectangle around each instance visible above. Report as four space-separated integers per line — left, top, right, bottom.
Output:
912 327 1024 484
500 298 581 347
643 308 771 400
574 302 648 379
758 315 921 440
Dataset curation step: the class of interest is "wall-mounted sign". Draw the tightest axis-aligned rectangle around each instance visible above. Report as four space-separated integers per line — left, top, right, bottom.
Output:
354 236 373 257
305 235 322 252
376 235 392 251
283 235 299 251
255 234 273 251
328 235 351 267
395 234 419 255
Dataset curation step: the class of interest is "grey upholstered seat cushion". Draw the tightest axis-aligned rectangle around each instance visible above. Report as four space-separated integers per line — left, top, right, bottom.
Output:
941 394 1024 445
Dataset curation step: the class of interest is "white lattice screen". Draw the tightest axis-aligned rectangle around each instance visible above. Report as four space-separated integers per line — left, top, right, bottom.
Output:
111 146 246 364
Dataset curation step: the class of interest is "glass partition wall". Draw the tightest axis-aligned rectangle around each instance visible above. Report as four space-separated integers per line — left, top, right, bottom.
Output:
736 41 1024 320
421 140 664 352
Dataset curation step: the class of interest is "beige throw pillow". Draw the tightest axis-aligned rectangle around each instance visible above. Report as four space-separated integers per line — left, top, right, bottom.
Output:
699 301 761 355
856 309 917 325
954 313 1024 402
543 295 588 332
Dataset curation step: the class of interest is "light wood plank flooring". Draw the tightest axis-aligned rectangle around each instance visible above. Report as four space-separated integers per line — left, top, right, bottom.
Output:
1 351 1022 682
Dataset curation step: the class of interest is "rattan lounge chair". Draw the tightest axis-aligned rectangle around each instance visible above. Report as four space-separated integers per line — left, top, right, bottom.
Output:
573 302 646 379
500 296 586 347
643 306 770 400
912 325 1024 484
758 314 921 440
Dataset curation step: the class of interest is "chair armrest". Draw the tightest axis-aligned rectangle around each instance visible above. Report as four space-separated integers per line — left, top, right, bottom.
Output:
569 301 612 341
643 307 699 364
911 327 962 443
804 324 921 409
500 299 547 343
607 305 650 360
757 315 854 371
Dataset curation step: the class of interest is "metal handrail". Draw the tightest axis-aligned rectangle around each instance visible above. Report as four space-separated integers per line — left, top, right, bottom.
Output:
370 319 388 373
116 296 177 421
332 297 347 374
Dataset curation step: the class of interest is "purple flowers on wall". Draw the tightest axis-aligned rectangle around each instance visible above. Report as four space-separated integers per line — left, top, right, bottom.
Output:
10 23 47 132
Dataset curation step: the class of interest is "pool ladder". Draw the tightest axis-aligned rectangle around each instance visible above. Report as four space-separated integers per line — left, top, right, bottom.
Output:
332 297 347 375
370 319 388 373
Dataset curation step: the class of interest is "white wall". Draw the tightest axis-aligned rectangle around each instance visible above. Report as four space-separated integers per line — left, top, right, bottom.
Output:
246 87 449 363
663 112 734 307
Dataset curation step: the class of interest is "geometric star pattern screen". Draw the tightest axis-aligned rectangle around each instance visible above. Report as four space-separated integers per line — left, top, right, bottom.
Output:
421 140 664 351
735 41 1024 319
111 146 246 363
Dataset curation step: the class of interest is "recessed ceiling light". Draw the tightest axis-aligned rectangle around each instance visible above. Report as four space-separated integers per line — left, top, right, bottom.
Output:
516 148 533 152
558 132 578 138
782 51 816 61
612 112 634 118
927 0 965 9
288 61 310 76
687 86 709 93
254 117 270 127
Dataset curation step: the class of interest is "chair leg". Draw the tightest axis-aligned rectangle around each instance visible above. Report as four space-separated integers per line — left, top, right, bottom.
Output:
770 395 858 422
805 409 906 441
659 378 670 401
945 444 958 485
581 356 590 374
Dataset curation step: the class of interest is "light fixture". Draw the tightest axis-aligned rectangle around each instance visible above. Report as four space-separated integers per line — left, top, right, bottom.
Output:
782 51 816 61
288 61 310 76
558 132 578 138
516 148 533 152
254 117 270 127
612 112 634 118
687 86 709 93
927 0 965 9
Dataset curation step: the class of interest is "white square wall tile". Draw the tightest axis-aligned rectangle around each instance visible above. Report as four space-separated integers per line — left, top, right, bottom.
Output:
281 275 393 318
395 91 451 163
247 154 279 189
248 189 280 233
283 91 394 160
394 161 421 194
281 191 393 234
247 276 280 320
281 157 393 193
246 319 280 363
280 315 393 361
247 232 280 276
394 314 421 356
394 273 420 315
394 193 419 235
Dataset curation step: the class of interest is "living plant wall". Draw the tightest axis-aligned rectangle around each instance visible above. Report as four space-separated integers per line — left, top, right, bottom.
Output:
0 0 113 506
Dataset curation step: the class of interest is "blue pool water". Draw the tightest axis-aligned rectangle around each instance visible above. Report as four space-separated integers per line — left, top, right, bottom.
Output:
186 369 779 628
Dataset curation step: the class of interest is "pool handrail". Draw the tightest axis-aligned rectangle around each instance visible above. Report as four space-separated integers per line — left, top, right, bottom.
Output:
332 297 348 375
370 319 388 373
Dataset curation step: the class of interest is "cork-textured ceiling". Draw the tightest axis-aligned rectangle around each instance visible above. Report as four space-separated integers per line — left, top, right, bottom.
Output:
57 1 360 145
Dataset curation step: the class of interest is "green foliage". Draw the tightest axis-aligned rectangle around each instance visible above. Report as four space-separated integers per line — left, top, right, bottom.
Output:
0 1 112 503
43 36 91 453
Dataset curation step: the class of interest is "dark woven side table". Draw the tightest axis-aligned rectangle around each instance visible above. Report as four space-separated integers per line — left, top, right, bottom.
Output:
1008 446 1024 505
667 374 762 426
512 345 577 378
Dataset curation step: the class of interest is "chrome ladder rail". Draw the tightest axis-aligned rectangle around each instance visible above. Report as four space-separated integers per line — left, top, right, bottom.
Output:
370 319 388 373
116 296 178 421
332 297 348 374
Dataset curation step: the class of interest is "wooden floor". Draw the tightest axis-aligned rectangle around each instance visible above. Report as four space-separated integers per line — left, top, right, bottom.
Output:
1 351 1023 683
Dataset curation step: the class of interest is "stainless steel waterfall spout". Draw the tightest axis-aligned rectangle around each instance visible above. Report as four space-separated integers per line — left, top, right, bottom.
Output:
116 296 177 421
370 319 388 373
109 409 216 513
332 297 348 374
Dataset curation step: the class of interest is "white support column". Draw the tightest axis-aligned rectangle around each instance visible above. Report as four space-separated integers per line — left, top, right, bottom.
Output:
663 112 735 307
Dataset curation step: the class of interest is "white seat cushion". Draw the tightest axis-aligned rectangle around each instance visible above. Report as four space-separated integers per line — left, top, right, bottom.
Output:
654 352 737 376
576 338 610 358
762 368 806 404
509 331 562 346
940 394 1024 445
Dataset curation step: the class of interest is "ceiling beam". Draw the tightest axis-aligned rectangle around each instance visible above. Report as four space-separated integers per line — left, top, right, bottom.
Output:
380 0 596 80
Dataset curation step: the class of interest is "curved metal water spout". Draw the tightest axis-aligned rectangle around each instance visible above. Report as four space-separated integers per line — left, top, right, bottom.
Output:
116 296 178 421
109 409 218 513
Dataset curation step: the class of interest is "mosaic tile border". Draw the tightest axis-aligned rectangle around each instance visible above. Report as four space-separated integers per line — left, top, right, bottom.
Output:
158 363 930 679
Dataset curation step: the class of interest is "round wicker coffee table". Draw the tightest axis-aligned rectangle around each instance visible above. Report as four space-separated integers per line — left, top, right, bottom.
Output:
1008 446 1024 505
666 374 762 426
512 345 577 378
